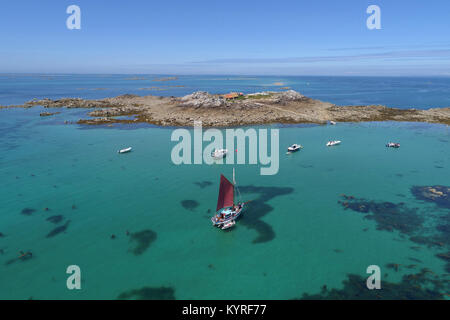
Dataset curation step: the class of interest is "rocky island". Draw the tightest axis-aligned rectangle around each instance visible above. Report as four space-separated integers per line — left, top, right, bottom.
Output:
1 90 449 127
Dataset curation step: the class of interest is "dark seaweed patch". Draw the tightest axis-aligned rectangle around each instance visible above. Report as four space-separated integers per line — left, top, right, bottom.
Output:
129 229 157 255
297 270 447 300
118 286 175 300
238 185 294 244
338 196 423 235
21 208 36 216
46 215 64 224
46 220 70 238
181 200 199 211
194 181 213 189
5 251 34 266
411 185 449 209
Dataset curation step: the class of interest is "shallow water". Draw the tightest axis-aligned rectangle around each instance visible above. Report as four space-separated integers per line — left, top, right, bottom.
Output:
0 75 449 299
0 107 449 299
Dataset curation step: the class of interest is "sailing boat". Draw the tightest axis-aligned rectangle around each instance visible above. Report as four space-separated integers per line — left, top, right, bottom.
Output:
211 168 246 230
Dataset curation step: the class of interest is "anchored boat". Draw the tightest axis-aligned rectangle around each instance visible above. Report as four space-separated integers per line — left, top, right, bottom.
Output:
212 148 228 159
326 140 341 147
211 168 247 230
118 147 132 154
287 144 303 153
386 142 400 148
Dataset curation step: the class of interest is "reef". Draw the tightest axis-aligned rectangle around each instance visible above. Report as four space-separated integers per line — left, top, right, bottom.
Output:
117 286 175 300
238 185 294 244
411 185 449 209
46 215 64 224
46 220 70 238
129 229 157 255
181 200 199 211
338 196 423 234
298 269 448 300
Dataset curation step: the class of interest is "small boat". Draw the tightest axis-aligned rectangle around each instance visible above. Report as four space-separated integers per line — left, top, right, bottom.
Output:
221 220 236 230
211 168 247 230
386 142 400 148
330 121 337 125
287 144 303 153
118 147 132 154
326 140 341 147
212 149 228 159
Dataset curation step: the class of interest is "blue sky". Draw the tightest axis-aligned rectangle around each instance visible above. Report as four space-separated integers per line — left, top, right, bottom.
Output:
0 0 449 75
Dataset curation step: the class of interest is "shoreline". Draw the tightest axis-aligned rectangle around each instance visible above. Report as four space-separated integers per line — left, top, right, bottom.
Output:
1 90 449 127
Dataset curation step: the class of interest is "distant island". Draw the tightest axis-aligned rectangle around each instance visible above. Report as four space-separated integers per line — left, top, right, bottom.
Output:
1 90 449 127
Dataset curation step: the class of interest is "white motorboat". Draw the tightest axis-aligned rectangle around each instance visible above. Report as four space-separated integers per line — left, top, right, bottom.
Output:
326 140 341 147
386 142 400 148
212 149 228 159
287 144 303 153
118 147 132 154
330 121 337 125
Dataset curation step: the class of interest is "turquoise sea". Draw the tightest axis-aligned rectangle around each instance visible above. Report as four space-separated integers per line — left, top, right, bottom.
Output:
0 74 449 300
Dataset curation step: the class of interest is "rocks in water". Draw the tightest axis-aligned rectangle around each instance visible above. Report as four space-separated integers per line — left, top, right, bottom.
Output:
40 112 60 117
411 185 449 209
46 220 70 238
117 286 175 300
46 215 64 224
179 91 226 108
338 196 423 235
0 232 4 238
111 234 116 239
238 185 294 244
129 229 157 255
5 251 33 266
181 200 199 211
21 208 36 216
274 90 305 102
386 263 401 272
298 270 447 300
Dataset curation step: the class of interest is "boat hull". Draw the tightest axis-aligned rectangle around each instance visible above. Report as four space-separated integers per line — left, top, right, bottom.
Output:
211 204 245 227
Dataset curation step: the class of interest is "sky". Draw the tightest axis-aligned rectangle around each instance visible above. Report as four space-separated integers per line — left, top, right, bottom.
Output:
0 0 449 75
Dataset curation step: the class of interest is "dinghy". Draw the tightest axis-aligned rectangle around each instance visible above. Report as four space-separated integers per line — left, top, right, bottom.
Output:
211 168 248 229
287 144 303 153
211 149 228 159
221 220 236 230
118 147 132 154
326 140 341 147
386 142 400 148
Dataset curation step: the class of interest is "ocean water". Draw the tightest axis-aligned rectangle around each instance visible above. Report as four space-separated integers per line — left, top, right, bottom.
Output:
0 75 449 300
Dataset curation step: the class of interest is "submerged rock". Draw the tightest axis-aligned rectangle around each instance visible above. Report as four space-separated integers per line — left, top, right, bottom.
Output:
117 286 175 300
411 185 449 209
181 200 199 211
129 229 157 255
46 220 70 238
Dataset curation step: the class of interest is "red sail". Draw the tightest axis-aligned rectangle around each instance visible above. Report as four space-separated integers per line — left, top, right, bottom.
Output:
216 174 235 211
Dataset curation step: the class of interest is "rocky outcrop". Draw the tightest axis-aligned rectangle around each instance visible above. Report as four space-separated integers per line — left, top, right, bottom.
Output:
179 91 227 108
1 90 449 127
